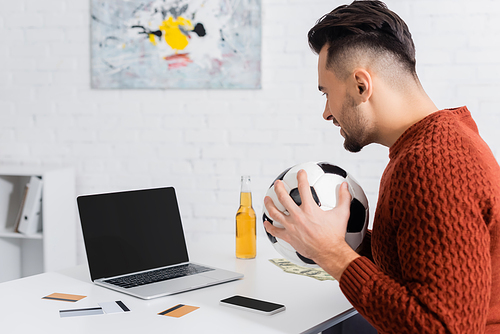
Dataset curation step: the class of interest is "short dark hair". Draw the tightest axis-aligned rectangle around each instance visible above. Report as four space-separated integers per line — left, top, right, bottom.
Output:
308 0 416 77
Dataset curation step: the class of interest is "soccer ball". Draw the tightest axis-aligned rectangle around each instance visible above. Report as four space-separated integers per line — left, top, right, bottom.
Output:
263 161 369 268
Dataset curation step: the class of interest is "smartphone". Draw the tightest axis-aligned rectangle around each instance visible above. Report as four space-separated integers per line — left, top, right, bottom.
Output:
220 295 286 315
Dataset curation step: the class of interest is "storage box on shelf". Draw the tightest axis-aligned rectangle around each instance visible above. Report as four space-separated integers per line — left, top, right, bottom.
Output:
0 166 76 283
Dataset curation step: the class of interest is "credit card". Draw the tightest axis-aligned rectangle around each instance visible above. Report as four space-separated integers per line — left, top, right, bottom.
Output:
99 301 130 314
59 307 104 318
43 293 86 302
158 304 199 318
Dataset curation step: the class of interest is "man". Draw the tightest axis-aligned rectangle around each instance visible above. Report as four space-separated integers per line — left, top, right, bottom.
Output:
264 1 500 333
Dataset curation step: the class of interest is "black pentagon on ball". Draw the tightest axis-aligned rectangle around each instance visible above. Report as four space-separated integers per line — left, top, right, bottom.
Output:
262 213 277 244
296 252 316 265
289 186 321 207
347 198 366 233
317 162 347 178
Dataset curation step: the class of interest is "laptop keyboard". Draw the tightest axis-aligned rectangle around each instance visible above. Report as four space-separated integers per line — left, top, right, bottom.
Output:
104 263 214 289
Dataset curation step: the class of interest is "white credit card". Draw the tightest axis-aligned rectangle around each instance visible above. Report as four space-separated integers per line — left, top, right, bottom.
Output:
59 301 129 318
59 307 104 318
99 301 130 314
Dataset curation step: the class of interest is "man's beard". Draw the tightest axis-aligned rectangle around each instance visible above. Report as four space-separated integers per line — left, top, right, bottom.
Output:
344 132 364 153
340 95 369 153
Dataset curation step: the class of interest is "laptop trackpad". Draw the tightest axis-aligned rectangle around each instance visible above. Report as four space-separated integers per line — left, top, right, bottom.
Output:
133 275 215 295
201 269 239 281
180 275 216 287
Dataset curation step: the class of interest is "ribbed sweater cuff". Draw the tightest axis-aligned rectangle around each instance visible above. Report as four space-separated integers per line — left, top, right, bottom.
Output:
340 256 378 299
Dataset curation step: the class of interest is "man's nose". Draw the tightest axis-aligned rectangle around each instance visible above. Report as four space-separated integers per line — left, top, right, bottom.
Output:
323 101 333 121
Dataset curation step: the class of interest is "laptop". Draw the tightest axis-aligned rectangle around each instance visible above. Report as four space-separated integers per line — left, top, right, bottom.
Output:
77 186 243 300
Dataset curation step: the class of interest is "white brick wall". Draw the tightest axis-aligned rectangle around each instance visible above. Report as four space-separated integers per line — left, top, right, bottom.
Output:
1 0 499 264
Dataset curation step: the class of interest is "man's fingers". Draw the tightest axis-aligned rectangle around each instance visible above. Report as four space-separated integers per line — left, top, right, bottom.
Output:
336 182 352 215
263 220 291 245
263 220 282 238
264 195 288 225
296 169 314 206
274 179 298 214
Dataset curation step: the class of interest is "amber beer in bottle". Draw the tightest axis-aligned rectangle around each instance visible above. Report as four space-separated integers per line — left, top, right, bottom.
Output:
236 175 256 259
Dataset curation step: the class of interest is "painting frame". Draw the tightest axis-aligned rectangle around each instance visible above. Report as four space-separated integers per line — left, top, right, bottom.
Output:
90 0 262 89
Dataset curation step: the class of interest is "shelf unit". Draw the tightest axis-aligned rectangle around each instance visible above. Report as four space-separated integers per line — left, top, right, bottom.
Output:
0 166 76 283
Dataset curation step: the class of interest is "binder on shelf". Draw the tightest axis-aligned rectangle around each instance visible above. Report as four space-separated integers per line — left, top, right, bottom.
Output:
17 176 43 235
13 185 29 233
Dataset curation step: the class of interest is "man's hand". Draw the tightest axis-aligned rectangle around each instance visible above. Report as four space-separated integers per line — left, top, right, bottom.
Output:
263 169 360 280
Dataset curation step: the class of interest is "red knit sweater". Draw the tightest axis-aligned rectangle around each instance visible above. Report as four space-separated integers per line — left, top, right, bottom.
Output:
340 107 500 333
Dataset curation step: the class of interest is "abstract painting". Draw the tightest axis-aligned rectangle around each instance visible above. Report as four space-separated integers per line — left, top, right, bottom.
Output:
91 0 261 89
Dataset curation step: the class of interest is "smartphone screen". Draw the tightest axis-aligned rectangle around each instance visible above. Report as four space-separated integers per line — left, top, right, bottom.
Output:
220 295 285 315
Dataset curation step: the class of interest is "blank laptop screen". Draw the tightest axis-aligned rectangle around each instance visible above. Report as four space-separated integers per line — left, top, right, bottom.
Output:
77 187 189 281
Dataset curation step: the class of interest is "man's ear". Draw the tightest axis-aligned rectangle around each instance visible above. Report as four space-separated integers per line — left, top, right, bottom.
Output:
351 69 372 103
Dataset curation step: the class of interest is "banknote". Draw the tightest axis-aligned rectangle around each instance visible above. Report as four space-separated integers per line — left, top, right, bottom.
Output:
269 258 335 281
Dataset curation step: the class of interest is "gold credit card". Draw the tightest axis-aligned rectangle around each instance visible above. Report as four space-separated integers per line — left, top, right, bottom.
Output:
43 293 87 302
158 304 199 318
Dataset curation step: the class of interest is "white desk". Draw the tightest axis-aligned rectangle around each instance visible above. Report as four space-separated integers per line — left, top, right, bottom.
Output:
0 234 355 334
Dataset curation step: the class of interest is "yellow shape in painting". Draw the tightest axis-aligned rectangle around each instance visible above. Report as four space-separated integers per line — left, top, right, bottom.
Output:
159 16 194 51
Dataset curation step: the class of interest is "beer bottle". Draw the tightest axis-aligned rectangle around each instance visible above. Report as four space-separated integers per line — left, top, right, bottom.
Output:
236 175 256 259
